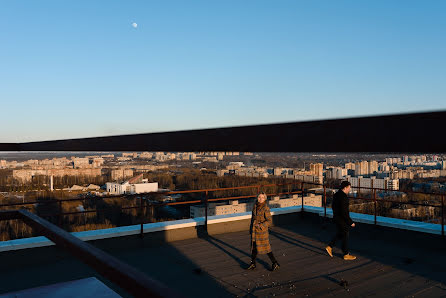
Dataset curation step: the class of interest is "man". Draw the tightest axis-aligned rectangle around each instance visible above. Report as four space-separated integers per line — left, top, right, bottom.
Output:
325 181 356 260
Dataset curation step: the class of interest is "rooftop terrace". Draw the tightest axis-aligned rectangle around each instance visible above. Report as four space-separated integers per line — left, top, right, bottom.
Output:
1 208 445 297
1 111 445 297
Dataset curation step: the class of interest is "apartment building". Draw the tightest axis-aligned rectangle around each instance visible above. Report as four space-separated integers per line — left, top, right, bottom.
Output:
310 163 323 176
190 194 322 218
111 169 134 181
347 175 399 191
326 167 348 179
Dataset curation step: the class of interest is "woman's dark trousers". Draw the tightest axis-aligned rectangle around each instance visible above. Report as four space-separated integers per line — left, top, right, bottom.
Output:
251 241 277 264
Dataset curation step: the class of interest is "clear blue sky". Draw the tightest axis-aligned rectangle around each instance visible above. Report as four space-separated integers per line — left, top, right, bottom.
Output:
1 0 445 142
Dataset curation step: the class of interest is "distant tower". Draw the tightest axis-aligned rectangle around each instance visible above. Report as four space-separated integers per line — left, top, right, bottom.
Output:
50 175 54 191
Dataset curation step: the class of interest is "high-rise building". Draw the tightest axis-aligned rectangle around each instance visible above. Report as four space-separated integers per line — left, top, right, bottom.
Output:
347 176 399 192
386 157 401 165
72 157 90 168
355 161 368 176
345 162 355 170
326 167 347 179
378 162 390 172
111 169 134 181
310 163 323 176
390 169 414 179
140 152 153 159
368 161 378 174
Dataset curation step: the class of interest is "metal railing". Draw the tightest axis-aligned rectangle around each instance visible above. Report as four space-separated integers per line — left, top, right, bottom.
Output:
0 209 181 298
308 181 445 236
0 181 300 236
0 180 444 296
1 180 444 237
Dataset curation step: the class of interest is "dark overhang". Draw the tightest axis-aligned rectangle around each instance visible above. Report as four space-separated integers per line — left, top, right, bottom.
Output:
1 111 445 153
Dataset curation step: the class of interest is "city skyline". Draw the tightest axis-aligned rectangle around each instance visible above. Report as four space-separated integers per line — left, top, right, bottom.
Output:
2 151 444 183
1 1 446 142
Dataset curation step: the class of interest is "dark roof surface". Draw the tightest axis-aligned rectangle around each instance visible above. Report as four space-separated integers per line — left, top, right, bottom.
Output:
1 215 446 297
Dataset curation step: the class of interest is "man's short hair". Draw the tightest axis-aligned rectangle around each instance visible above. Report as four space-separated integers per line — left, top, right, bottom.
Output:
340 181 351 190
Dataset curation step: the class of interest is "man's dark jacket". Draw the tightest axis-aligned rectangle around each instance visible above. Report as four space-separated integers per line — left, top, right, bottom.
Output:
332 189 353 227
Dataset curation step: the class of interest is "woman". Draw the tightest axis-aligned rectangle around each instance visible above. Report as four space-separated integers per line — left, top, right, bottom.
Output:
247 192 280 271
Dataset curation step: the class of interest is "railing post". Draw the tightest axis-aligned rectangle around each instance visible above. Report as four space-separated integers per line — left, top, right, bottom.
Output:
139 196 144 239
58 200 63 228
150 204 154 223
373 188 377 226
441 194 444 237
205 191 208 232
301 182 304 212
323 185 327 218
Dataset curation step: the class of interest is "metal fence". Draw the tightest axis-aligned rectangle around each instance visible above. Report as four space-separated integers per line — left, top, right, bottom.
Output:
1 180 444 238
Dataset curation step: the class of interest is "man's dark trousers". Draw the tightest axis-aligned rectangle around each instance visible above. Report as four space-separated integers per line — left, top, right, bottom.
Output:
329 189 353 255
328 222 349 255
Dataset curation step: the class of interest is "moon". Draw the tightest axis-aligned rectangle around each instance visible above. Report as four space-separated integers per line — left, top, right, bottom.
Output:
131 22 138 28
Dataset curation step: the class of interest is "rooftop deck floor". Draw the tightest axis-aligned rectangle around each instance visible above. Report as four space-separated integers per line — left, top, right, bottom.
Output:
143 224 446 297
1 214 446 297
110 215 446 297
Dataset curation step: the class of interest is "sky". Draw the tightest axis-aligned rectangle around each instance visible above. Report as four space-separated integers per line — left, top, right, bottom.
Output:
0 0 445 142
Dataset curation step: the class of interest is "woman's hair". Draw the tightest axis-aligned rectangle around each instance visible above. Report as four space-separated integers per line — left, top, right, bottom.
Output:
258 192 267 199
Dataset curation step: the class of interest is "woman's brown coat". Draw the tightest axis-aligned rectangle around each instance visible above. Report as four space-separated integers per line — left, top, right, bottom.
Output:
250 202 272 254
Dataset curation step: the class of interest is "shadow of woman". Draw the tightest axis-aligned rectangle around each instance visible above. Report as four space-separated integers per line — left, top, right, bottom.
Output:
196 228 270 270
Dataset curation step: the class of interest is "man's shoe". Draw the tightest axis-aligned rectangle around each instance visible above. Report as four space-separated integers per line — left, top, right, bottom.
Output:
325 246 333 257
343 254 356 261
271 262 280 271
246 263 256 270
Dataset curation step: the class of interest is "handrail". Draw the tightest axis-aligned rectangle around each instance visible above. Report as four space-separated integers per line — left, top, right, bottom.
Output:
1 179 443 209
1 180 444 237
1 184 301 207
0 181 298 208
0 209 182 298
346 196 441 208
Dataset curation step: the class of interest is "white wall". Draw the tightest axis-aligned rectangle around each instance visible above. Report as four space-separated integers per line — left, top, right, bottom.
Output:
132 182 158 194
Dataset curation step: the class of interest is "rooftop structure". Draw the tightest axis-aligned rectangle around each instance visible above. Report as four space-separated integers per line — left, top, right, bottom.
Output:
106 174 158 195
1 206 445 297
1 111 446 297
